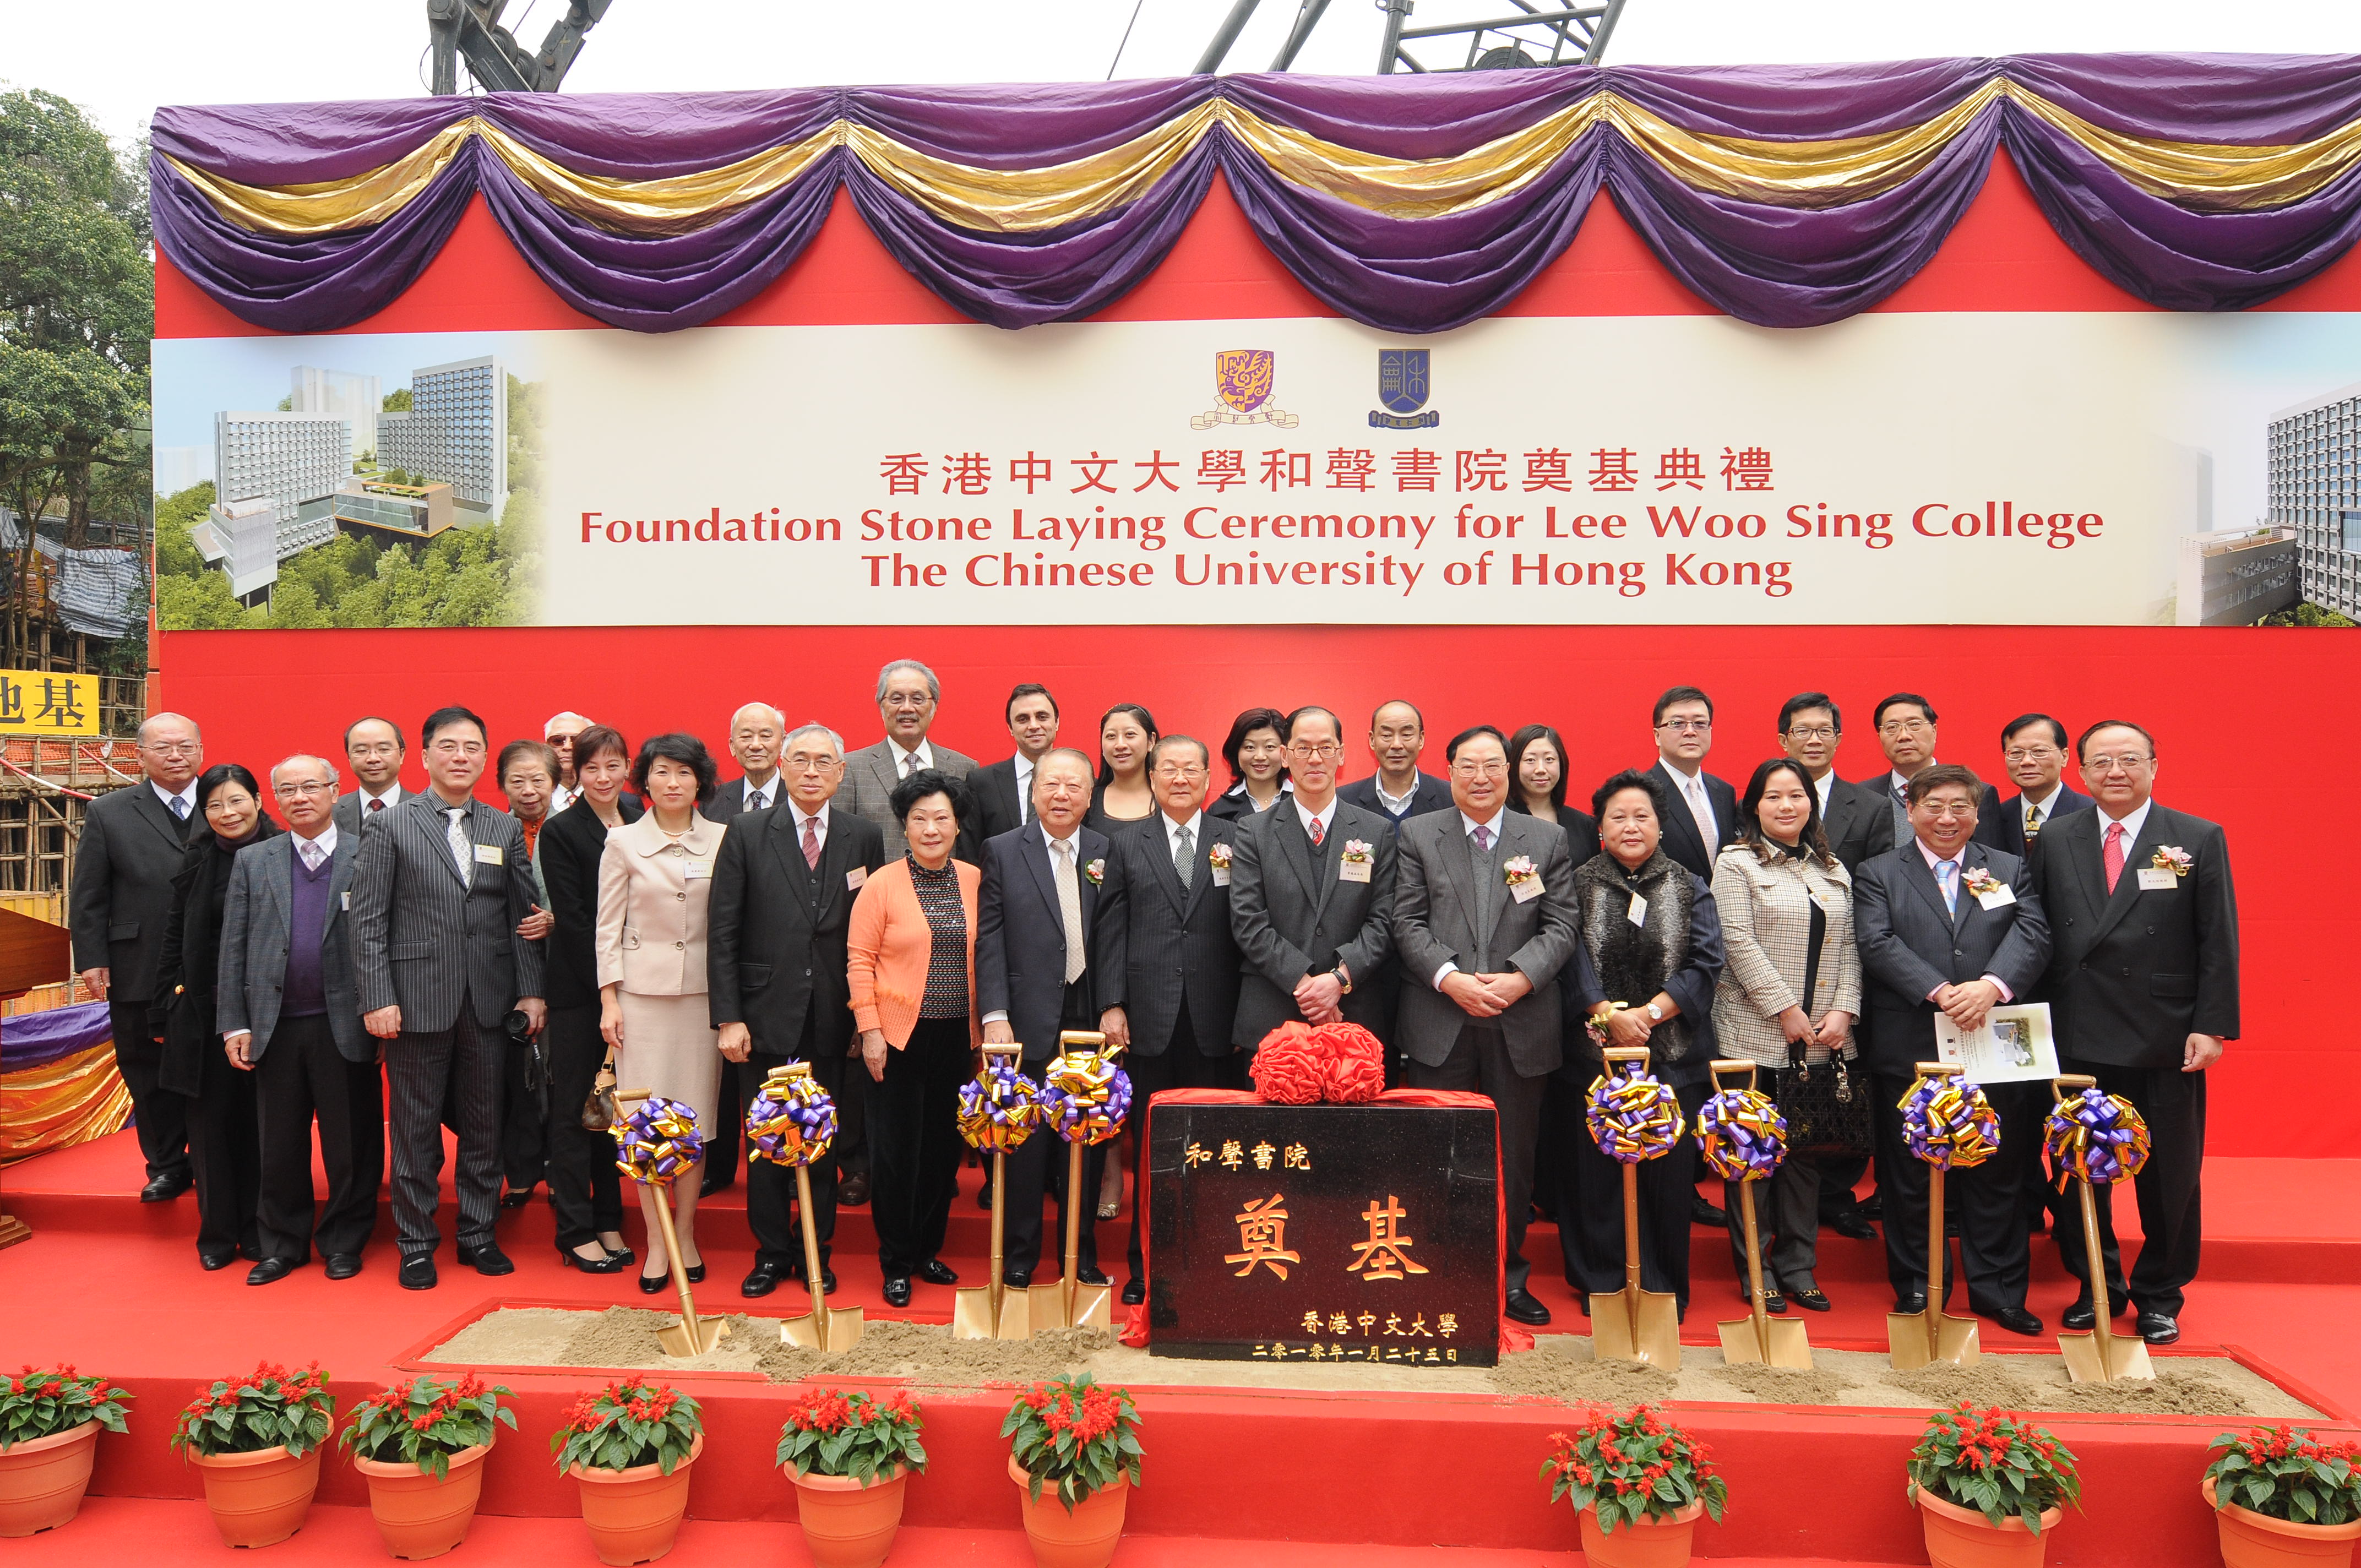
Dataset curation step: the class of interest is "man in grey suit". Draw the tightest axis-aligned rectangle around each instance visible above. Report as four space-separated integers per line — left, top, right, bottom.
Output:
351 704 547 1291
70 711 203 1200
333 716 407 834
1227 705 1398 1048
1391 725 1581 1326
839 658 981 860
218 754 382 1285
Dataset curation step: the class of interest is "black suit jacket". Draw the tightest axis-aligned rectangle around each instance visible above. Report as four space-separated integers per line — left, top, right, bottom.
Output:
69 782 194 1004
1973 783 2095 864
2030 802 2238 1069
968 756 1030 845
976 821 1125 1062
1647 761 1738 880
1225 798 1397 1047
706 804 885 1058
1853 840 2052 1075
1335 771 1454 826
700 774 784 826
1097 814 1243 1058
1821 775 1896 873
537 795 644 1011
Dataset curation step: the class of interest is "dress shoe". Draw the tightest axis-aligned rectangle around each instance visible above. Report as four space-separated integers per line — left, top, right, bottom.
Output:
742 1264 784 1298
2138 1311 2180 1345
1859 1193 1884 1220
1004 1267 1033 1289
918 1259 959 1287
1076 1266 1110 1288
399 1253 438 1291
882 1275 912 1308
2061 1295 2132 1332
639 1269 668 1294
1986 1305 2044 1336
1690 1195 1727 1228
247 1256 299 1286
1788 1287 1832 1313
1738 1282 1787 1313
684 1262 706 1284
199 1245 237 1271
1504 1288 1552 1326
561 1245 625 1274
141 1173 192 1202
837 1174 871 1207
976 1182 993 1211
1896 1291 1927 1316
499 1185 536 1208
458 1242 515 1276
1122 1278 1145 1305
1826 1211 1876 1240
324 1254 363 1281
602 1242 636 1266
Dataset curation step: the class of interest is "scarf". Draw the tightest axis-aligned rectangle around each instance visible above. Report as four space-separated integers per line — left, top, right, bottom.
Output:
1572 848 1698 1068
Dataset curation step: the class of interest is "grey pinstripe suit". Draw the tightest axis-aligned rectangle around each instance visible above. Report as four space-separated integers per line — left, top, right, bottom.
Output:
350 791 546 1256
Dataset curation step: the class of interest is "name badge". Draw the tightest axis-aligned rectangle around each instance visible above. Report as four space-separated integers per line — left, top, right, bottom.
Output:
1211 866 1231 887
473 843 504 865
1511 876 1543 905
2136 867 2177 891
1975 885 2017 911
683 859 712 881
846 866 868 891
1626 892 1648 928
340 891 351 911
1339 858 1371 884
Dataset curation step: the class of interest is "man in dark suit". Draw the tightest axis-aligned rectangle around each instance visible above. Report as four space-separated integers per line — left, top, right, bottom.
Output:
70 711 203 1200
351 704 547 1291
217 754 381 1284
1391 725 1581 1326
1869 694 1946 847
1227 705 1399 1050
1337 699 1453 823
1974 714 2094 864
333 716 407 834
702 702 787 824
709 721 886 1298
1096 733 1244 1304
967 683 1061 846
977 748 1125 1287
1854 764 2052 1334
2031 720 2237 1347
1644 685 1736 1228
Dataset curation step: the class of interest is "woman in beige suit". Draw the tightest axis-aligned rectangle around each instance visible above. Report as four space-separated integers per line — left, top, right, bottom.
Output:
1710 756 1862 1314
599 732 723 1292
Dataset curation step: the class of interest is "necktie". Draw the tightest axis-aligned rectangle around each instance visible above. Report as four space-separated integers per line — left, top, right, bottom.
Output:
367 797 384 815
801 814 821 870
1472 824 1493 853
1019 770 1031 825
1936 858 1959 914
2024 802 2044 842
1308 814 1325 848
1052 837 1086 983
902 752 918 777
750 786 768 813
447 808 472 880
1687 777 1717 851
171 795 189 820
2103 821 2126 893
1173 824 1194 888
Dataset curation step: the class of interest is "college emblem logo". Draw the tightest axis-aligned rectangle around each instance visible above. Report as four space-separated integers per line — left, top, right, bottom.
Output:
1369 348 1439 430
1191 349 1298 430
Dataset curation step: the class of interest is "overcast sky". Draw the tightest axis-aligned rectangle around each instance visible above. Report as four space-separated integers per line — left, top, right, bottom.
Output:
3 0 2354 146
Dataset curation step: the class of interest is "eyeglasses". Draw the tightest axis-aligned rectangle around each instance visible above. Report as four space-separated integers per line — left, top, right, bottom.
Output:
1784 725 1836 742
2084 754 2153 774
1451 760 1508 778
1154 763 1206 781
1287 743 1342 761
882 692 933 709
1917 803 1978 820
141 741 198 756
2003 747 2060 764
1879 718 1932 736
1656 718 1710 734
273 781 335 798
784 753 842 771
429 739 484 756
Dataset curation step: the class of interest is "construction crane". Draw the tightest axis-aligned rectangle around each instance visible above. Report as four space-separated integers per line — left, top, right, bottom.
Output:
1196 0 1626 74
428 0 613 95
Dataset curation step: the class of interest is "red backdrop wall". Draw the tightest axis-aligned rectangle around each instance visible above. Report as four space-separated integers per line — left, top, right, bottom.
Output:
157 149 2358 1157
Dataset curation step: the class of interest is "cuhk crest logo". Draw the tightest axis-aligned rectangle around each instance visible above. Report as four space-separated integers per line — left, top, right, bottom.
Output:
1192 349 1298 431
1370 349 1439 430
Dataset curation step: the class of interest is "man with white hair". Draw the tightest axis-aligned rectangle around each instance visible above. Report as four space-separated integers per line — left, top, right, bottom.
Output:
217 754 382 1283
543 711 593 812
703 702 788 824
839 659 979 860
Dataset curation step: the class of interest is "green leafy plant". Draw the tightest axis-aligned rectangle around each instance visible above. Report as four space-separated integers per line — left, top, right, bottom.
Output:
775 1387 927 1485
1907 1402 2080 1533
1541 1404 1727 1536
168 1362 335 1459
338 1374 515 1480
1002 1374 1143 1511
2206 1425 2361 1526
550 1381 701 1477
1 1365 132 1447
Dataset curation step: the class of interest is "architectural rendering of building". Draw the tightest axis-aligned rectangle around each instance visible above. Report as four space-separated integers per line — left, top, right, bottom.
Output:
377 355 505 513
289 364 382 459
2267 381 2361 619
210 409 350 559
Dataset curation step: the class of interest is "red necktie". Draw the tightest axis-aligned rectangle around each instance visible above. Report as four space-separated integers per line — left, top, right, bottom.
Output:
802 815 822 870
367 798 383 814
2102 821 2126 894
1309 816 1325 848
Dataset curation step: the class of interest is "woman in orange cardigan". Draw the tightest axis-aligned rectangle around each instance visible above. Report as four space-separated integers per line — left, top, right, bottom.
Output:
847 766 982 1306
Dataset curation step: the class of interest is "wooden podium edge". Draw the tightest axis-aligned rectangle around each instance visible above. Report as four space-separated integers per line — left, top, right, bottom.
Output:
0 1213 29 1250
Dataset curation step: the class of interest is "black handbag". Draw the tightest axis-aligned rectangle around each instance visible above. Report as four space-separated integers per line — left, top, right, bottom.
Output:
1774 1046 1872 1158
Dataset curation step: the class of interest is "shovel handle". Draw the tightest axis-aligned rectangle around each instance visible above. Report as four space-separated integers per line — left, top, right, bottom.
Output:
1601 1045 1651 1068
1063 1140 1086 1323
1621 1161 1646 1345
1059 1030 1117 1057
1708 1058 1759 1092
794 1165 830 1349
982 1042 1022 1061
988 1149 1009 1321
1925 1167 1947 1357
650 1193 703 1347
1738 1179 1772 1355
1913 1061 1962 1080
2076 1177 2115 1354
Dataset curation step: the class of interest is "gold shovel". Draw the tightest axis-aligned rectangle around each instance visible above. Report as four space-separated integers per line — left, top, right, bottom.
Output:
1886 1063 1979 1370
1706 1060 1811 1370
1027 1032 1119 1332
759 1064 865 1353
2050 1074 2153 1384
953 1044 1035 1341
614 1090 730 1359
1588 1046 1682 1368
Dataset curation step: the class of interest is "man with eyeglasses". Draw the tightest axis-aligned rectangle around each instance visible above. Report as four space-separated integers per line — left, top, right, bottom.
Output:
840 658 980 865
217 755 382 1284
1973 714 2092 865
2030 721 2237 1348
1869 694 1952 847
1854 764 2052 1337
334 717 407 834
1777 692 1892 873
1095 734 1246 1305
1228 705 1398 1050
1645 685 1737 880
71 711 205 1201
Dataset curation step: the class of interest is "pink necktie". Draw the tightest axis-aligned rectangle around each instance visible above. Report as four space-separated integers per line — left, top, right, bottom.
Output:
1309 816 1325 848
802 815 821 870
1473 825 1493 852
2102 821 2126 894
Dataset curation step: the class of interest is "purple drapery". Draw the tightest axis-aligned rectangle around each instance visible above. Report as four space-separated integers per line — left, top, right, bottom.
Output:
151 55 2361 336
1 1001 111 1073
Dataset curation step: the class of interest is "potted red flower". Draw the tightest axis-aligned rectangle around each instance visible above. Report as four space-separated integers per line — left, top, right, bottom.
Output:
0 1366 132 1537
339 1374 516 1559
1541 1404 1726 1567
551 1380 705 1567
1905 1402 2080 1567
2202 1425 2361 1567
776 1387 928 1568
1002 1374 1143 1568
167 1362 336 1548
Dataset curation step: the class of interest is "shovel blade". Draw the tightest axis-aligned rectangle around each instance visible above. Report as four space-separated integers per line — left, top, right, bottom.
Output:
2059 1330 2155 1384
951 1287 997 1341
1718 1313 1813 1371
1717 1316 1764 1366
1887 1311 1980 1370
1592 1290 1681 1368
657 1315 730 1358
780 1306 867 1353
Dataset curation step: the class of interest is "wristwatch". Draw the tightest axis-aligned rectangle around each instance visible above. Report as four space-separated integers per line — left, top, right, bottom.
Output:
1646 1003 1664 1023
1333 963 1353 995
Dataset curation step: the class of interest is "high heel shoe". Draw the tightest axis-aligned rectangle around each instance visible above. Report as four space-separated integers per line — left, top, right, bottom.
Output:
639 1267 668 1293
561 1245 625 1274
684 1261 706 1284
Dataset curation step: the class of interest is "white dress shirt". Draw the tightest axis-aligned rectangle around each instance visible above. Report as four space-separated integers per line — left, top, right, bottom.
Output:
1294 797 1338 843
2019 780 2065 835
548 783 576 814
1662 761 1718 852
2096 798 2153 858
740 774 781 813
293 823 339 871
1432 809 1508 988
890 740 935 778
152 779 197 820
1375 776 1419 816
1164 809 1204 863
790 799 830 851
1813 769 1836 815
1914 837 2013 1001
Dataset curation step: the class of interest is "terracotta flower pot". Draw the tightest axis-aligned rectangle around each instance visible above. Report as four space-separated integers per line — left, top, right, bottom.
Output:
0 1419 102 1538
189 1442 324 1548
1008 1453 1128 1568
1579 1497 1703 1567
353 1442 491 1560
1915 1487 2062 1568
568 1431 703 1566
2206 1474 2361 1568
786 1465 910 1568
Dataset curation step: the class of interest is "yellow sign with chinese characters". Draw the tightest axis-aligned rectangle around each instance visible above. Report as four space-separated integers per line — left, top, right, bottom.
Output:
0 671 100 737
